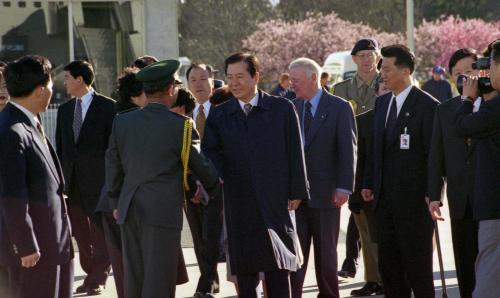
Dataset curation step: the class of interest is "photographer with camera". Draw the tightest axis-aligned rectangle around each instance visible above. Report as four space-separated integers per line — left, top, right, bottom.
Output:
454 40 500 298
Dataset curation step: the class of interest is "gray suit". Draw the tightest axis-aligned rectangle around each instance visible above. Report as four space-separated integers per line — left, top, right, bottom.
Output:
106 103 219 298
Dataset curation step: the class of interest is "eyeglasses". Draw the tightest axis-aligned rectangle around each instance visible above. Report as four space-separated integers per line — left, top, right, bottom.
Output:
355 53 376 59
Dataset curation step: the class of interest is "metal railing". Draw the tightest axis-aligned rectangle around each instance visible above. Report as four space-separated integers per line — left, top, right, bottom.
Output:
40 103 60 146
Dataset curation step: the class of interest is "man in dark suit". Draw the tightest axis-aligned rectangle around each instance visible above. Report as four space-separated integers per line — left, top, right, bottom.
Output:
0 55 73 298
56 60 114 295
454 40 500 298
185 63 223 298
203 52 309 298
287 58 357 298
427 48 481 298
362 45 439 297
106 59 220 298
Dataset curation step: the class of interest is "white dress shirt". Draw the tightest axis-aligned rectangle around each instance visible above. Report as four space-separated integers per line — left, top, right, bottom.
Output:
77 89 94 121
238 92 259 112
386 84 413 125
193 101 212 120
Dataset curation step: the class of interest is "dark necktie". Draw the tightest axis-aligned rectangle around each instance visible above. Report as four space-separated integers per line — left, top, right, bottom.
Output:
304 101 313 140
195 105 206 139
385 97 398 144
36 121 47 144
244 103 252 116
73 98 82 143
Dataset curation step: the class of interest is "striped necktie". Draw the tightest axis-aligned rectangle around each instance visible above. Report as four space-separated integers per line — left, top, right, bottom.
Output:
73 98 83 143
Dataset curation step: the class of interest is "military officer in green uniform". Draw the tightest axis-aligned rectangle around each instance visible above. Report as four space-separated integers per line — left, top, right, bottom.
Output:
333 38 380 115
106 59 220 298
333 38 384 296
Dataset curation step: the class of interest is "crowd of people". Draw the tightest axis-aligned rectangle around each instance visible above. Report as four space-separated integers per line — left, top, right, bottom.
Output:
0 36 499 298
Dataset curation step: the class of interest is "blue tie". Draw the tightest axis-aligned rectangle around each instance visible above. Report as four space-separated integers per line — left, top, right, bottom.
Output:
304 101 313 140
73 98 82 143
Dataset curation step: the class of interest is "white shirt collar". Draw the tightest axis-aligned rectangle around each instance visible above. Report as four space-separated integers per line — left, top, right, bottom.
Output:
10 101 38 128
473 97 482 112
391 84 413 115
238 92 259 112
193 100 211 119
76 88 94 120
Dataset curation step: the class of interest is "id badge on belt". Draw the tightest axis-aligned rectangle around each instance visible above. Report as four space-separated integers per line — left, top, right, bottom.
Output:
400 127 410 150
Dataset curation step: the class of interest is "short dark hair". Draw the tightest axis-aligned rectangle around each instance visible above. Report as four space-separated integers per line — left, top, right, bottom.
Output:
448 48 478 74
489 40 500 64
132 55 159 69
186 63 214 81
172 88 196 114
224 52 259 77
116 67 143 112
210 86 233 106
381 44 416 74
5 55 52 98
320 72 330 79
64 60 94 85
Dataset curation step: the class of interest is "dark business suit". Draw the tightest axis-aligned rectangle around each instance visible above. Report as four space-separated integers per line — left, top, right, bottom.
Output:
183 105 222 295
106 103 219 298
56 91 114 288
364 87 439 297
427 96 478 298
290 90 356 298
202 91 309 298
0 103 73 298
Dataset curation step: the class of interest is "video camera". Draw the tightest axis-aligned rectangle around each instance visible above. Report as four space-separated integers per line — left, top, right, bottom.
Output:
457 57 495 95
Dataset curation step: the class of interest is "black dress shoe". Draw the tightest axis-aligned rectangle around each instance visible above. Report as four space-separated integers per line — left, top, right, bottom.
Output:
87 285 104 296
75 284 87 294
351 282 383 296
337 270 356 278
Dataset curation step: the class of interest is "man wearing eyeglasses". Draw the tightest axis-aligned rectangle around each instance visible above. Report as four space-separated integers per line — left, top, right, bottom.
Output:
333 38 383 296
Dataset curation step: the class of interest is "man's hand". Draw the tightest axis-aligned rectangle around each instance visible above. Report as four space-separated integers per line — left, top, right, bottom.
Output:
113 209 119 220
288 199 302 210
462 76 479 101
21 252 40 268
361 189 374 202
428 200 444 221
333 192 349 208
190 186 203 204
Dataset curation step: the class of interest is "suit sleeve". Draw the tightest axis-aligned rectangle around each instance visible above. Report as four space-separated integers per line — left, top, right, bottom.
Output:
427 107 445 202
363 102 378 190
0 130 39 257
105 118 124 210
287 102 310 201
201 111 224 178
454 97 500 138
335 101 357 192
186 118 219 194
422 98 438 195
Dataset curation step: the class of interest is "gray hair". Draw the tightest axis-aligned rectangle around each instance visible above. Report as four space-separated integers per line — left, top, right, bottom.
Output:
288 58 322 81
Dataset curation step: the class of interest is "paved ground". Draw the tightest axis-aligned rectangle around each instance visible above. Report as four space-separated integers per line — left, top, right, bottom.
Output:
73 199 460 297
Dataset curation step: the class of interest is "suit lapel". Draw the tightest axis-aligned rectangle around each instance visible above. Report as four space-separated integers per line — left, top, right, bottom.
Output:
305 92 330 148
386 87 418 149
77 93 99 144
28 122 61 184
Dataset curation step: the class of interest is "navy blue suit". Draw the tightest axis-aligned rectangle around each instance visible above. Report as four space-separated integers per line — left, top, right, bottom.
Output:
290 90 357 298
0 103 73 298
202 91 309 297
364 87 438 298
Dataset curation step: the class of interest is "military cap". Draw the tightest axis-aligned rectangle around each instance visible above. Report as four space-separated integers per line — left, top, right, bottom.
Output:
351 38 379 55
136 59 182 87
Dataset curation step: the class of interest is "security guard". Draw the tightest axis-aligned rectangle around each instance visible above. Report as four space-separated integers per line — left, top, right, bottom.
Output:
333 38 384 297
333 38 380 115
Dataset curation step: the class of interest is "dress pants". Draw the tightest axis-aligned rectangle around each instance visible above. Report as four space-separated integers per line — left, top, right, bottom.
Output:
68 182 110 288
184 194 223 294
450 202 477 298
0 265 8 298
375 196 434 298
237 269 290 298
121 202 181 298
290 204 341 298
353 209 381 283
7 259 73 298
473 219 500 298
102 212 125 298
340 213 360 273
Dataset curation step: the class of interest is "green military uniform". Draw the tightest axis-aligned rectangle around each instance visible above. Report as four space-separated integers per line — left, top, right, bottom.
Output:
332 73 378 116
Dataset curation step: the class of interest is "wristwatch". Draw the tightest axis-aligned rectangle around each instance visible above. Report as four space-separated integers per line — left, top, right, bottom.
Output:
461 95 475 102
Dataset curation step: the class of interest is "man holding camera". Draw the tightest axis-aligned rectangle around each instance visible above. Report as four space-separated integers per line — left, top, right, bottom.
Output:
454 40 500 298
